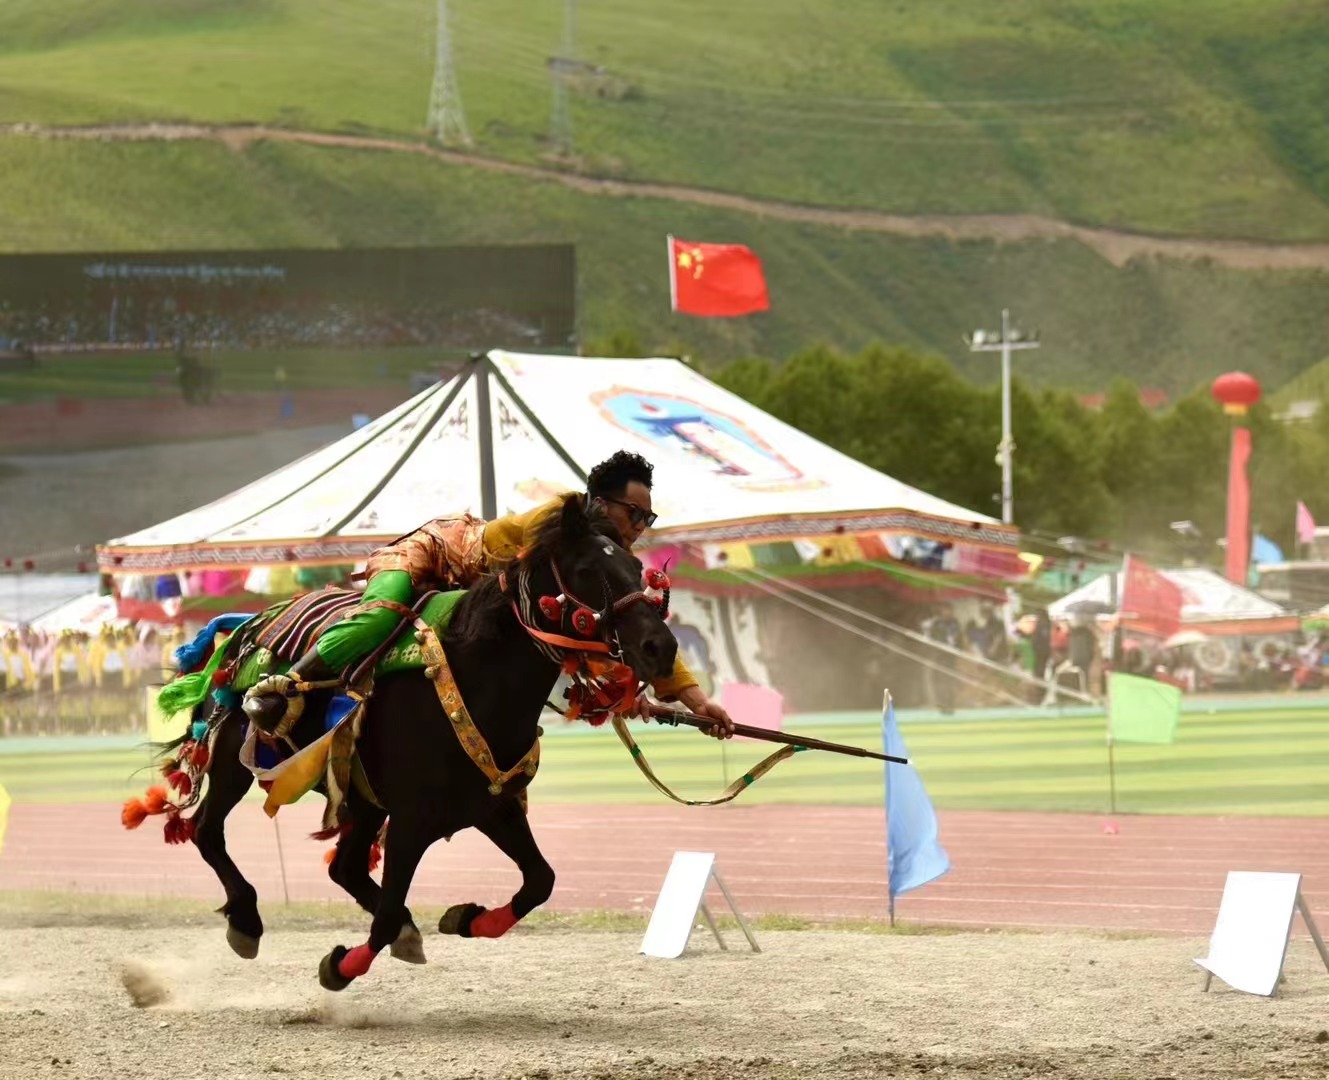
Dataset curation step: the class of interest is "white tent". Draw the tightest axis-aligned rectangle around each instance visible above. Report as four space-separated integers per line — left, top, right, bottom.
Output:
1049 567 1296 632
29 592 126 633
99 351 1015 574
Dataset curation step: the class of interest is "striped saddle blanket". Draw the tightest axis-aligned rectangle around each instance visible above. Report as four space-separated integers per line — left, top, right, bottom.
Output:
253 588 363 662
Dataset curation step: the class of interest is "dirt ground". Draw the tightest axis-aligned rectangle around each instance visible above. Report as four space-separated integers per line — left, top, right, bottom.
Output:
0 915 1325 1080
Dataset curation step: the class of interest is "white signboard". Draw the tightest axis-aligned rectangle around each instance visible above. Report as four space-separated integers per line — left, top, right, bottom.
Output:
1195 871 1315 996
640 851 760 959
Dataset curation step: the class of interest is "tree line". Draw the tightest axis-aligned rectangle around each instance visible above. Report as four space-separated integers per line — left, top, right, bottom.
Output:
696 342 1328 562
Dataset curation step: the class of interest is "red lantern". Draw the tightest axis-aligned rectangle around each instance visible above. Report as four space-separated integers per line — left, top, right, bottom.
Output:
1211 372 1262 417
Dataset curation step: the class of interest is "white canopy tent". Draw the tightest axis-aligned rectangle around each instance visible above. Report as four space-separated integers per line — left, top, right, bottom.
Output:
1050 566 1297 633
99 351 1016 574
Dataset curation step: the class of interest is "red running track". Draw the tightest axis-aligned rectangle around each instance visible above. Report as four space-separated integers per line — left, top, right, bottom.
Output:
1 802 1325 935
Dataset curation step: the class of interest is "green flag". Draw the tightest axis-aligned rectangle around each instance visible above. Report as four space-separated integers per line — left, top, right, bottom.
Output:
1108 673 1181 744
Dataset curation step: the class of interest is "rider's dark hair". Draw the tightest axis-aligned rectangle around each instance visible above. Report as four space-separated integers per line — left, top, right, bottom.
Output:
586 451 653 499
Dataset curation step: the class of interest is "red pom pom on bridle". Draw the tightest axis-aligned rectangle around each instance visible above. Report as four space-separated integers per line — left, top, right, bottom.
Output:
570 608 599 637
645 568 670 591
538 594 564 622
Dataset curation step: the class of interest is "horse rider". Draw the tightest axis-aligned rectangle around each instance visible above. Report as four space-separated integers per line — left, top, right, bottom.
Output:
244 450 735 738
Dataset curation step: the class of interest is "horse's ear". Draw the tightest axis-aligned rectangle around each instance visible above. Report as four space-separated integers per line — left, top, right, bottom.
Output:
559 494 591 545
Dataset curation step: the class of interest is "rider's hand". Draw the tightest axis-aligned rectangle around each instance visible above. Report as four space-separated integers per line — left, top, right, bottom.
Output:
678 687 735 739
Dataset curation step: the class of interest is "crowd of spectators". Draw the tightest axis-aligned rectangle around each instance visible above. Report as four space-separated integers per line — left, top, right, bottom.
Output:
919 598 1322 710
0 296 551 353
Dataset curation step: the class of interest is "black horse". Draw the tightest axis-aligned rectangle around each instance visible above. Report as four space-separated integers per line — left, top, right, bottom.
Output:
187 495 678 990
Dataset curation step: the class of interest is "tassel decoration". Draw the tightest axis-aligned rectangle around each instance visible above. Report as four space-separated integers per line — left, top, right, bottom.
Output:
166 770 193 797
368 841 382 873
143 785 168 815
310 823 349 842
190 740 209 769
163 814 195 845
121 797 148 830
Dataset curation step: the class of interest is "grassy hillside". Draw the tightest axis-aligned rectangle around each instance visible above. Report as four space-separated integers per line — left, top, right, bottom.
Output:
3 137 1329 393
3 706 1326 815
3 0 1329 241
3 3 1329 392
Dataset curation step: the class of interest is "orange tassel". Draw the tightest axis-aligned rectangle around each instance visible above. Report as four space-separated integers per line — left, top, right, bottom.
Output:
121 798 148 830
323 847 337 867
143 785 168 815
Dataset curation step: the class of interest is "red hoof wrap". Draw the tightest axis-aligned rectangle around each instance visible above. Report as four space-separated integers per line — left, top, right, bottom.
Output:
470 903 518 938
338 943 377 980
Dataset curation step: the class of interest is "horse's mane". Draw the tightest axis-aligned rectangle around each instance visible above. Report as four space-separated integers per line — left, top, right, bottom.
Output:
443 495 621 651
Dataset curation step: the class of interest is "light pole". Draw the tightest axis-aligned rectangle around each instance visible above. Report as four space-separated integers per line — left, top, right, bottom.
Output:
966 309 1040 526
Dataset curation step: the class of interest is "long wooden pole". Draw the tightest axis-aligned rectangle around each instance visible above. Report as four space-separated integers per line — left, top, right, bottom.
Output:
646 704 910 765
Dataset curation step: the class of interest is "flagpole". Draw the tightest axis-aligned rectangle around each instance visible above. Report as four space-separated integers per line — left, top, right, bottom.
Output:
1106 556 1126 815
666 234 678 311
883 688 895 928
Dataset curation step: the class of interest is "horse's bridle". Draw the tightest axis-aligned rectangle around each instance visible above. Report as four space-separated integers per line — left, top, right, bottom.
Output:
500 556 670 665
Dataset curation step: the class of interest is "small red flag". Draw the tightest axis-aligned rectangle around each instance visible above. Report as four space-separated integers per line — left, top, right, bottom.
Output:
668 236 769 317
1120 555 1184 639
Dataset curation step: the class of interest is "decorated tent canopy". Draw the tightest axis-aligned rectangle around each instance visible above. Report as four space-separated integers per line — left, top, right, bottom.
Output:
99 351 1017 578
1049 566 1299 636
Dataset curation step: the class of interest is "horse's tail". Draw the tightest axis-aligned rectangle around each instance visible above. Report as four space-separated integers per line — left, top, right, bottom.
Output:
124 706 218 843
157 614 253 718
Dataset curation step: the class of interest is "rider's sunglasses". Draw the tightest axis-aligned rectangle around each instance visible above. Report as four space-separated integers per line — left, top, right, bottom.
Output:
603 497 658 529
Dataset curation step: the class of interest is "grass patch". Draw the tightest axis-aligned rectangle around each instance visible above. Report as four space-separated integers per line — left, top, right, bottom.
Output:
3 0 1329 241
2 139 1329 393
2 5 1329 391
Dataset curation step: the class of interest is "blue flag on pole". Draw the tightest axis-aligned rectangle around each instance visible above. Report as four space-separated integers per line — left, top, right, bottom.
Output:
883 695 950 898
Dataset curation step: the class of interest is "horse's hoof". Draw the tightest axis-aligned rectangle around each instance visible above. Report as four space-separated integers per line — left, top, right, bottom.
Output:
318 946 353 992
226 925 261 960
390 923 427 964
438 903 484 937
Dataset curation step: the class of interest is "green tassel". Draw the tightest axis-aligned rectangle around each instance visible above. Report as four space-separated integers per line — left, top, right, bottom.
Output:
158 632 234 717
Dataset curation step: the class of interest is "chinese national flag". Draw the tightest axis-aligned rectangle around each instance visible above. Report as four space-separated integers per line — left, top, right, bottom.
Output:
668 236 770 317
1119 555 1184 639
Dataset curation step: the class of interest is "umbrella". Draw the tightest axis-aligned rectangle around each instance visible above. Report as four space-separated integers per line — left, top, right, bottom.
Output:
1065 600 1115 615
1162 629 1208 649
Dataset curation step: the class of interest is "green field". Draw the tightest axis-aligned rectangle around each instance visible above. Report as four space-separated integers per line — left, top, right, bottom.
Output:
3 2 1329 391
3 707 1326 816
5 139 1329 395
4 0 1329 240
